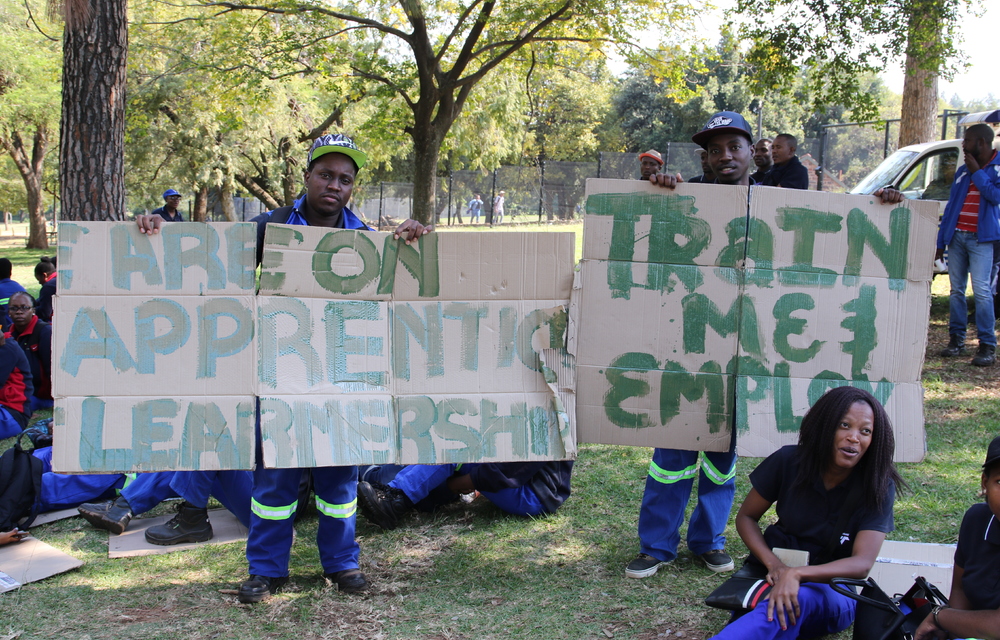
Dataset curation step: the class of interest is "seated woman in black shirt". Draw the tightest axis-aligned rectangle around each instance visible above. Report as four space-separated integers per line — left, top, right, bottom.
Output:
914 435 1000 640
708 386 902 639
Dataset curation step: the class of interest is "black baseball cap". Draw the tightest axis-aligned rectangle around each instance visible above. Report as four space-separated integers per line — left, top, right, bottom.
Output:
984 434 1000 470
692 111 754 149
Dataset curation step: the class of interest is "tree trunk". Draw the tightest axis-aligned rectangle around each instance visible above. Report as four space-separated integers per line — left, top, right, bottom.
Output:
59 0 128 221
410 127 445 225
1 127 49 249
898 4 942 148
898 51 939 148
192 185 209 221
220 182 237 221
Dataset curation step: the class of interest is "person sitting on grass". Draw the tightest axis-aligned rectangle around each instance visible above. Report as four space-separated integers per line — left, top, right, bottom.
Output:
913 434 1000 640
0 332 33 440
5 292 52 413
356 461 573 531
33 256 56 323
1 445 125 546
706 386 901 639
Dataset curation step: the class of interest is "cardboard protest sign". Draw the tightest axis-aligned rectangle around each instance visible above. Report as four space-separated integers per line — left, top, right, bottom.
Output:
53 222 258 473
257 227 576 467
571 180 937 462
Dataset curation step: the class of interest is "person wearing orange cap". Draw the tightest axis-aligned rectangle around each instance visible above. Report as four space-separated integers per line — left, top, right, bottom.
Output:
638 149 664 180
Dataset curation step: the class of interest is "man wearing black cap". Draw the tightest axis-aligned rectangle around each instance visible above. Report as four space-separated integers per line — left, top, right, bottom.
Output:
630 112 905 581
151 189 184 222
136 133 430 603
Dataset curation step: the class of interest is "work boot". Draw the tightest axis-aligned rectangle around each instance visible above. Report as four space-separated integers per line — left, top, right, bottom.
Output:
324 569 369 593
78 496 133 535
144 502 213 545
972 343 996 367
238 575 288 604
356 481 413 531
939 334 966 357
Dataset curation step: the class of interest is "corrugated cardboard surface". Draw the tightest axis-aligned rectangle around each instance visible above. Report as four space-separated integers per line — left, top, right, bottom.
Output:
260 227 575 301
54 395 256 473
255 226 576 467
259 392 569 467
108 508 247 558
0 537 82 593
871 540 955 597
573 179 933 461
57 221 257 296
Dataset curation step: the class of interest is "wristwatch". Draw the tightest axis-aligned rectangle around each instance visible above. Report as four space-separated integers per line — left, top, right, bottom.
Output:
930 604 949 630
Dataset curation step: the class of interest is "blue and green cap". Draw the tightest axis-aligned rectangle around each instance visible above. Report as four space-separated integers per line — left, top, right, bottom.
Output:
307 133 367 170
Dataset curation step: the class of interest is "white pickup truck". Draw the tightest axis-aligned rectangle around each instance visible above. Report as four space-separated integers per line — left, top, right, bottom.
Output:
849 110 1000 275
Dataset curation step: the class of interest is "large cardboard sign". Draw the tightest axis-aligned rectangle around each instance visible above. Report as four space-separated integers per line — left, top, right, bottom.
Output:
571 180 937 461
256 227 575 468
53 223 576 472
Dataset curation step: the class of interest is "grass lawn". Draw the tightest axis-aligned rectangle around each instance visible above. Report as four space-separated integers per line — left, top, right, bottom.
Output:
0 232 995 640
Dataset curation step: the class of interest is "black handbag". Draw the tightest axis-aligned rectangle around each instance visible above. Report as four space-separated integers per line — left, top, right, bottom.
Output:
829 576 948 640
704 561 772 611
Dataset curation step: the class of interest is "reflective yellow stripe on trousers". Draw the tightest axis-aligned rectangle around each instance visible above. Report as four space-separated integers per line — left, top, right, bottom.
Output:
647 459 698 484
315 496 357 518
251 498 298 520
699 452 736 485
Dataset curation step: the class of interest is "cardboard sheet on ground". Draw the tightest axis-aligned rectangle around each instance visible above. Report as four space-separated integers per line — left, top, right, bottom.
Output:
571 180 937 461
108 508 247 558
0 537 82 593
871 540 956 597
24 508 78 527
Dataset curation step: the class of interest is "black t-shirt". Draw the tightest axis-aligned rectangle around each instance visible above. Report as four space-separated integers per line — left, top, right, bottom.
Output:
748 445 895 566
954 502 1000 610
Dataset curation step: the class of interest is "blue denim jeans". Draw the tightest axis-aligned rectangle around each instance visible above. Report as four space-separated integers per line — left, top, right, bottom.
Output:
947 230 997 347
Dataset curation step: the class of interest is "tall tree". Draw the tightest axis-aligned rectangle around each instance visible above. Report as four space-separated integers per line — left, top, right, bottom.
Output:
0 0 61 248
730 0 972 147
59 0 128 221
205 0 695 224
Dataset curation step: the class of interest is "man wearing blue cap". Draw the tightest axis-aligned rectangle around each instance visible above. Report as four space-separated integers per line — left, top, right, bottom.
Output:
151 189 184 222
136 133 430 603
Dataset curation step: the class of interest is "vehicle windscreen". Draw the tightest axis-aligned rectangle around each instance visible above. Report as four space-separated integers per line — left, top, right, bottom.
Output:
849 150 919 195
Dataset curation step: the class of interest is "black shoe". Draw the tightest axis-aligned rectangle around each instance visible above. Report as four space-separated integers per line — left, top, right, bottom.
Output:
939 334 967 357
701 549 735 573
324 569 369 593
144 502 213 545
972 343 996 367
624 553 669 579
356 481 413 531
238 575 288 604
78 496 133 535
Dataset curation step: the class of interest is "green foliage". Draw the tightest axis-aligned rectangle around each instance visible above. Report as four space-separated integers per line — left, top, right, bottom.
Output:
728 0 976 122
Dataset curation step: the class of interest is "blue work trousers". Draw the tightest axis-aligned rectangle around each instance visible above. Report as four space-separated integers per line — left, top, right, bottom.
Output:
33 447 123 513
247 464 358 578
710 583 855 640
638 447 737 562
947 230 998 346
391 464 545 516
121 470 252 527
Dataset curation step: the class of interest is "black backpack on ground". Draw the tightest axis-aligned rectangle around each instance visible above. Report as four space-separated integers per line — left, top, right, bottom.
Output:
0 432 44 531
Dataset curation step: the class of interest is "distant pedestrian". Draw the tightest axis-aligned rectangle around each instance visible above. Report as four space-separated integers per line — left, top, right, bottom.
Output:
761 134 809 189
152 189 184 222
467 194 483 223
638 149 664 180
493 191 506 224
750 138 773 183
